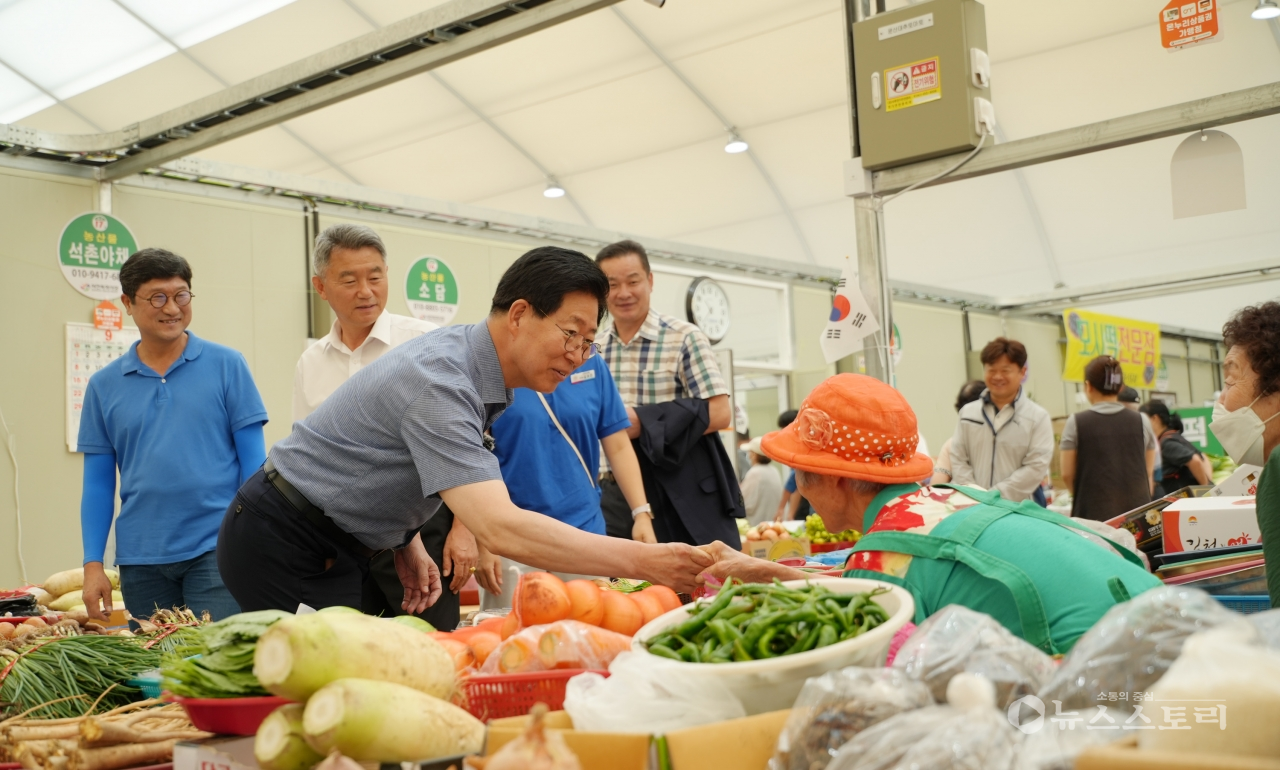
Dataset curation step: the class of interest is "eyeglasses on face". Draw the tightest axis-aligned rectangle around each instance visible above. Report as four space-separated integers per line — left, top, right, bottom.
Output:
140 291 194 308
554 323 600 359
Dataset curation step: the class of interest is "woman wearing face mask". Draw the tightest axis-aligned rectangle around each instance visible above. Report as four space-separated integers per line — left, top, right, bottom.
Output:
1219 303 1280 608
1059 356 1157 521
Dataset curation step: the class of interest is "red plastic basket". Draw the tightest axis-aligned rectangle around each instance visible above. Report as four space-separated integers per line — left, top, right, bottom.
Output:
174 695 292 735
462 670 608 722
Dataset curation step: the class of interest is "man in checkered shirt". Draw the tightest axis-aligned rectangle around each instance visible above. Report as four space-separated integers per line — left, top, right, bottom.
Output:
596 240 741 546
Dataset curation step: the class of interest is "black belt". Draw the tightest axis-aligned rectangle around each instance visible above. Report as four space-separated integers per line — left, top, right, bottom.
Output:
263 458 381 559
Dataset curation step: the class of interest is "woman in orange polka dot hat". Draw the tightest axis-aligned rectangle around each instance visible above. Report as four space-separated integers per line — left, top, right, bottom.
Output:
701 374 1160 654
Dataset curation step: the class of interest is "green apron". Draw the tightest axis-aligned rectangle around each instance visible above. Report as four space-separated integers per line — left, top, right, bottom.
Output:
844 485 1148 655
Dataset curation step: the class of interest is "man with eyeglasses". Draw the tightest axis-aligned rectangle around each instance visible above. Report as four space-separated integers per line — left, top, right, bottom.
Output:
479 296 656 606
595 240 743 549
217 247 712 613
77 248 267 623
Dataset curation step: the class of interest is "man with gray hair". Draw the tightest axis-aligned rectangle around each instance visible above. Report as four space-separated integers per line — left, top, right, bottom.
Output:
293 222 476 629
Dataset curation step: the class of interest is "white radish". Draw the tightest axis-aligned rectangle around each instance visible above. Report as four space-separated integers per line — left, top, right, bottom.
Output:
255 704 324 770
302 678 484 762
50 590 123 612
254 611 455 702
43 568 119 598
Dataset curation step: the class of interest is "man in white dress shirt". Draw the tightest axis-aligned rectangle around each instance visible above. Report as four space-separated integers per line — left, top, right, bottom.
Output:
293 223 477 630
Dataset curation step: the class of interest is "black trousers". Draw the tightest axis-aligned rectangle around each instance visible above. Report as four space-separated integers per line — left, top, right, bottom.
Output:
361 506 460 631
218 469 367 611
218 471 458 627
600 477 696 545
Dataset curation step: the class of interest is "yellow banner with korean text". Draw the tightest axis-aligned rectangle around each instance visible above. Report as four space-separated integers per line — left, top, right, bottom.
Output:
1062 308 1162 389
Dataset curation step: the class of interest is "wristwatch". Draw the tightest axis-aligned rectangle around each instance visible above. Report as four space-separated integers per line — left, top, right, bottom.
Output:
631 504 653 520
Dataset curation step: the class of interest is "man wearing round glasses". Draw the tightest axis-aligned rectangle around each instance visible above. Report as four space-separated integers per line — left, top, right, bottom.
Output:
218 247 712 613
77 248 268 623
480 292 657 607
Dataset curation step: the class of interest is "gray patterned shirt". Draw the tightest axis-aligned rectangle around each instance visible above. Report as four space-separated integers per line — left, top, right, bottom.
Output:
271 322 512 550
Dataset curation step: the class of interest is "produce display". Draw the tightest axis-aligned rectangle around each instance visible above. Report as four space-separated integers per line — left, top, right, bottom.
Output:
254 611 455 702
743 521 798 543
803 514 861 546
642 580 890 663
301 678 484 762
0 636 163 718
0 701 210 770
161 610 290 698
479 620 632 675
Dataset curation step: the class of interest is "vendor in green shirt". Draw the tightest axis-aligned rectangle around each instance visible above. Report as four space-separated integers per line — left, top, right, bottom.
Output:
700 373 1160 654
1218 303 1280 609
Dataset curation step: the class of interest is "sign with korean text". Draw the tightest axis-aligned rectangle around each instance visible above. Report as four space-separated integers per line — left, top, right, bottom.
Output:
93 300 122 331
405 256 460 326
1174 406 1224 455
885 56 941 112
58 212 137 300
1160 0 1219 49
1062 308 1162 389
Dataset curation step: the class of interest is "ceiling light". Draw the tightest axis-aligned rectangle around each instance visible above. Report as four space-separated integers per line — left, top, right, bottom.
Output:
1253 0 1280 19
724 135 749 154
543 181 566 198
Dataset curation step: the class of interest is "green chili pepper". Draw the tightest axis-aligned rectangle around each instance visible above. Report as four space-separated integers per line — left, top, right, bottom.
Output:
755 627 781 659
671 583 743 639
732 639 753 662
648 643 683 661
815 625 839 649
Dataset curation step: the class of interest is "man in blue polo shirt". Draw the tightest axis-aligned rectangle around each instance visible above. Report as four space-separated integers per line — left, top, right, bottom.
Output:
78 248 267 622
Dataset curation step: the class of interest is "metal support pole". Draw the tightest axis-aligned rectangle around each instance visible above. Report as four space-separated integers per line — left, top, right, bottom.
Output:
854 196 894 383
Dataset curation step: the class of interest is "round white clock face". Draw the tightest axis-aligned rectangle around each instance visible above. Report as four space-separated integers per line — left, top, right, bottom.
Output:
688 277 731 343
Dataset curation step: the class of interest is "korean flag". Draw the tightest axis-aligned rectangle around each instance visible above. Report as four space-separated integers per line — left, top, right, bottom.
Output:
820 258 880 364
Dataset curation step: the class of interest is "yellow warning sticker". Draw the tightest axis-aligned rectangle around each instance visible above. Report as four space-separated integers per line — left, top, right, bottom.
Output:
884 56 941 112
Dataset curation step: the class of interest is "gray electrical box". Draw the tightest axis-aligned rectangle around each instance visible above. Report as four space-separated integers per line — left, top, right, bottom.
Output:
852 0 992 170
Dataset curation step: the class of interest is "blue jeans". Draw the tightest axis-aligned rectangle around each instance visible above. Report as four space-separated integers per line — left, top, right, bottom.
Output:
119 550 240 622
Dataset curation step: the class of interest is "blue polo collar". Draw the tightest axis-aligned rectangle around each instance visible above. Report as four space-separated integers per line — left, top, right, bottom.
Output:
121 331 205 377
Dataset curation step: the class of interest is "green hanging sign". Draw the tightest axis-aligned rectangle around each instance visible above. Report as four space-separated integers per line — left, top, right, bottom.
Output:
404 255 460 326
58 212 138 300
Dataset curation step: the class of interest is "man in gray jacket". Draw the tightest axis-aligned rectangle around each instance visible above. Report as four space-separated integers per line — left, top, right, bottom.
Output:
945 337 1054 502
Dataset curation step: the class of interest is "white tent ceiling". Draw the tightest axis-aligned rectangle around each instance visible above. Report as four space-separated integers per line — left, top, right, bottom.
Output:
5 0 1280 336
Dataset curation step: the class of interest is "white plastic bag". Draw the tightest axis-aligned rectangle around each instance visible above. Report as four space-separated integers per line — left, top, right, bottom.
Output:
1140 619 1280 759
892 605 1055 709
827 674 1021 770
562 652 746 734
768 667 932 770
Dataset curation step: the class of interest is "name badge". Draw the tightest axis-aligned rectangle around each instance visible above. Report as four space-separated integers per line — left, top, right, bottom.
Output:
570 370 595 384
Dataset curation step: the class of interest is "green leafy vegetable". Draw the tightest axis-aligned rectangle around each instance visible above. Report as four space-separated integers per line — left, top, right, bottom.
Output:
0 636 162 718
161 610 291 698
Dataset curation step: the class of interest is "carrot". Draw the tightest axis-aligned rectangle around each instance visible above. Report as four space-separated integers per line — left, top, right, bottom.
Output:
565 581 604 626
469 632 502 668
514 573 571 627
537 622 632 670
500 612 520 640
630 591 665 626
476 616 506 635
435 638 476 673
599 590 643 636
642 585 681 613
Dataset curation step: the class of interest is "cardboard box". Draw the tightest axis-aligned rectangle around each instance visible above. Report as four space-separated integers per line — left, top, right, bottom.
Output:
1209 464 1264 497
1162 496 1262 554
665 710 790 770
483 709 792 770
1077 735 1280 770
175 736 258 770
744 537 810 561
484 711 650 770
